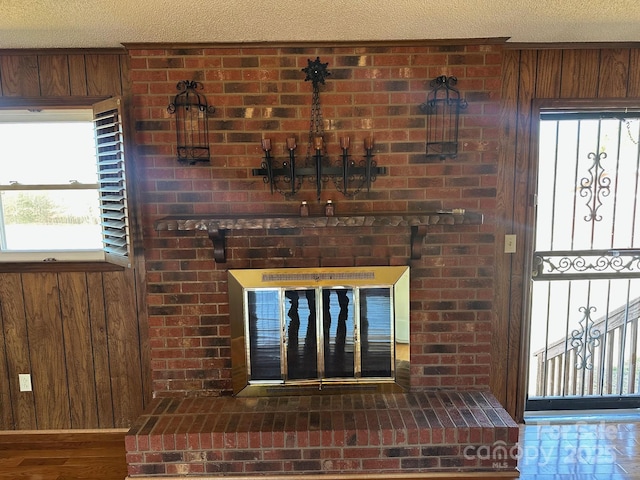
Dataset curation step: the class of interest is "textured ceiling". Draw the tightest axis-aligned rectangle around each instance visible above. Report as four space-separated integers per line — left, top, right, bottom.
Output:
1 0 639 49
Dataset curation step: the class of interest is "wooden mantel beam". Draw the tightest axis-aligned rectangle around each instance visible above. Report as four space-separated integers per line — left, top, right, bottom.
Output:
154 211 483 263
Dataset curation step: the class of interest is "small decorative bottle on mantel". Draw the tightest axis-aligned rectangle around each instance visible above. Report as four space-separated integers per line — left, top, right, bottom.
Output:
300 201 309 217
325 200 334 216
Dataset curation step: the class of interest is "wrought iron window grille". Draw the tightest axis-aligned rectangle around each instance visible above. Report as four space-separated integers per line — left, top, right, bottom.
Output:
419 75 467 160
532 249 640 280
571 305 602 371
252 57 386 199
579 151 610 222
167 80 216 165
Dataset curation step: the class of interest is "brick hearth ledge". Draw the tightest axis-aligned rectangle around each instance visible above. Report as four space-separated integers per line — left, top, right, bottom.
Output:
125 391 519 479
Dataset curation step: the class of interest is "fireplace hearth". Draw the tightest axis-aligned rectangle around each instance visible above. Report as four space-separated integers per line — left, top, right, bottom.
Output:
125 391 519 479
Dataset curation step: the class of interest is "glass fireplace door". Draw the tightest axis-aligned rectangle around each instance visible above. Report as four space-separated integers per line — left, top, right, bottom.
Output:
230 266 410 395
320 288 355 379
285 288 319 380
246 287 390 383
247 289 282 381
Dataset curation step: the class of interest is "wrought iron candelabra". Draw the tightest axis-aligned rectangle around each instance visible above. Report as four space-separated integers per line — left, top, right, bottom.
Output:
254 134 383 199
252 57 386 199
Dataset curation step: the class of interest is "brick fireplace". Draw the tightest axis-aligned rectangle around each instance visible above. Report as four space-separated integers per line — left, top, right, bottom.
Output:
125 41 517 477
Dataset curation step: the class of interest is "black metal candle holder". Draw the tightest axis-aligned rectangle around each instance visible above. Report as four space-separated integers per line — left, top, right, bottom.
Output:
253 135 385 199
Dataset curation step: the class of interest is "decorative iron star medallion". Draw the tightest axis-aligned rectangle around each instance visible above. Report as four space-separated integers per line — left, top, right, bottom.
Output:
302 57 331 88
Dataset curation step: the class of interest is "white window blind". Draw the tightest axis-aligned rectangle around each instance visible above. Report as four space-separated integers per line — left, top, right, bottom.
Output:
94 97 130 266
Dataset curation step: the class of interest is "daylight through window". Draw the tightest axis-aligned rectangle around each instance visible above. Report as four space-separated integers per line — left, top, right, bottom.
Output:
0 109 104 261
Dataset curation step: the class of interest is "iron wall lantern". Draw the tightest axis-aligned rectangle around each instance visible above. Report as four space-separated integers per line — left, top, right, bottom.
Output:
167 80 215 165
420 76 467 159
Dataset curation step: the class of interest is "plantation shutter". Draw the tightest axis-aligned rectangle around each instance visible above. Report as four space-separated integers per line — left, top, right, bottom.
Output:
93 97 130 267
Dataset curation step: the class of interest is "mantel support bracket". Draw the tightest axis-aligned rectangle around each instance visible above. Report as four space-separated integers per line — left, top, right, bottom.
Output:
411 225 428 260
207 226 226 263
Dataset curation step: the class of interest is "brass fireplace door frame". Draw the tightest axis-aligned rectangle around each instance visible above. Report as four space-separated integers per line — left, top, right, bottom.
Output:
228 266 410 396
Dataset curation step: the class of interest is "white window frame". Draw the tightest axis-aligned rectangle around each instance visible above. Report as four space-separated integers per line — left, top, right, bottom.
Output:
0 97 131 266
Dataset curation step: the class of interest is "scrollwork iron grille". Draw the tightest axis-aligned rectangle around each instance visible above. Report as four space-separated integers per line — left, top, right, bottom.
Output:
532 249 640 280
570 305 602 371
579 151 610 223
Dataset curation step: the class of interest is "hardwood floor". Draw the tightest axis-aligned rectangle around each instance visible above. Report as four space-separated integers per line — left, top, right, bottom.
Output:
519 412 640 479
0 431 127 480
0 414 638 479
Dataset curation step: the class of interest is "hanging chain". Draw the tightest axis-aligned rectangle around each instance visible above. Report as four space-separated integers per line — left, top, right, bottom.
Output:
301 57 330 166
306 85 324 164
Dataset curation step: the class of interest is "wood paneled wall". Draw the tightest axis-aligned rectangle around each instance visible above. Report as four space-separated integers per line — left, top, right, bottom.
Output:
0 50 150 430
494 47 640 422
0 269 145 429
0 51 128 97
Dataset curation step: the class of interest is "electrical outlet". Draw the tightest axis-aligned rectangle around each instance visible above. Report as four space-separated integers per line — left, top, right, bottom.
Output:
18 374 32 392
504 234 517 254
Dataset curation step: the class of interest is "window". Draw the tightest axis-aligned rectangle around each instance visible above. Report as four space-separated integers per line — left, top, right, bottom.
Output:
527 105 640 410
0 98 131 265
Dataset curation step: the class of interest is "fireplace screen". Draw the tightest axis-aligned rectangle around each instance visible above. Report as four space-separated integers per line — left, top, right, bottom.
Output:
228 267 409 396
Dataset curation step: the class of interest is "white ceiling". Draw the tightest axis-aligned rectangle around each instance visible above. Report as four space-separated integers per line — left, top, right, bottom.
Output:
1 0 639 49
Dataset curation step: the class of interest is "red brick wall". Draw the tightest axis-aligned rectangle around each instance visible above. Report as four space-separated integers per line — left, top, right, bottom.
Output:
127 43 502 397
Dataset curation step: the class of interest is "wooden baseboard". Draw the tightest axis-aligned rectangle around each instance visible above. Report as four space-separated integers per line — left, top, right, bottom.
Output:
0 428 128 435
0 429 128 444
